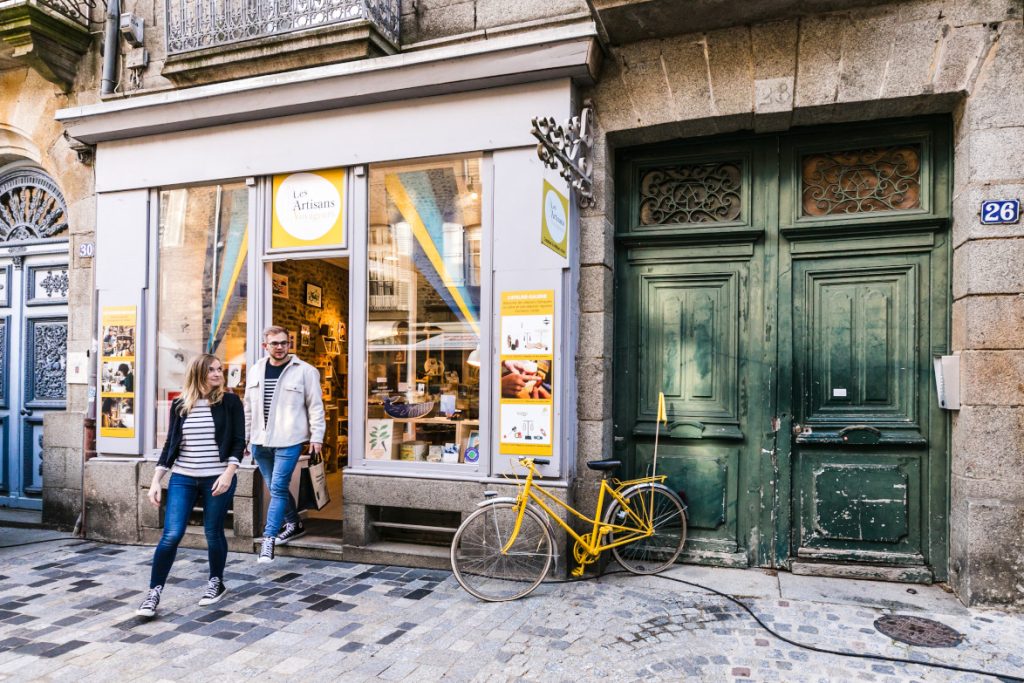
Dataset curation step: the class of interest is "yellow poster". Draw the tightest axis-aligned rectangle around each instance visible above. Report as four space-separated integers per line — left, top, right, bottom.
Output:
99 306 137 438
540 180 569 258
499 290 555 456
271 168 347 250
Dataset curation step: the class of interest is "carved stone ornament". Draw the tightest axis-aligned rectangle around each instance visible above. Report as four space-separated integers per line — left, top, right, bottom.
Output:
531 103 594 208
0 169 69 243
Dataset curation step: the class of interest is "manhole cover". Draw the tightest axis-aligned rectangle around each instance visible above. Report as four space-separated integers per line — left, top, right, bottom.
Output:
874 615 964 648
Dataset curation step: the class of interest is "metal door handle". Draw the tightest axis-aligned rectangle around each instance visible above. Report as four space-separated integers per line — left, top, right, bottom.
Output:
20 408 33 416
792 423 802 436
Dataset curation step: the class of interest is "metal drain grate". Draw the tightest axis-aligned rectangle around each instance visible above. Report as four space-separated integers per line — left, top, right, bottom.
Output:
874 615 964 648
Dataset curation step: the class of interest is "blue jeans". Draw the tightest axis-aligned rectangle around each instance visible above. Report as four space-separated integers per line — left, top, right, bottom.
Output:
150 472 236 589
251 444 302 538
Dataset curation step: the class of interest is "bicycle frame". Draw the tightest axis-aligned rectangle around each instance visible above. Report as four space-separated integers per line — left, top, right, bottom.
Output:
500 458 667 559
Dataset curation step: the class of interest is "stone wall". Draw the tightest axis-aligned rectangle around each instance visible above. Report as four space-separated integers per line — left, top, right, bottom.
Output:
578 0 1024 606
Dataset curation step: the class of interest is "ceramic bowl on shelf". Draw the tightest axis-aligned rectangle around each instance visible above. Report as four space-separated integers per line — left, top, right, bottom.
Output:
382 396 435 419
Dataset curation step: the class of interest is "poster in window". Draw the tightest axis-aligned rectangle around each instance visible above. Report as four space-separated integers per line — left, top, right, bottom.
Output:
499 291 554 456
100 306 137 438
271 168 347 250
540 180 569 258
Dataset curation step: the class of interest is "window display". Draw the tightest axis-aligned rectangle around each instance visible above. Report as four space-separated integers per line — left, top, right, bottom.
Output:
156 183 249 446
366 156 483 465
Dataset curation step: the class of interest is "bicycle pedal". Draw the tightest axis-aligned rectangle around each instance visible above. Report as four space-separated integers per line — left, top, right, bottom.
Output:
571 566 585 577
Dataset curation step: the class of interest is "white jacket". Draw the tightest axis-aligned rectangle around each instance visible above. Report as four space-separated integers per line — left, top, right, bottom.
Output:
244 355 326 447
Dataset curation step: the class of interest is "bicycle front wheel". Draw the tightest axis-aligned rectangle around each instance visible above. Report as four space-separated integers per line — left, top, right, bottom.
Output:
451 502 554 601
605 484 687 575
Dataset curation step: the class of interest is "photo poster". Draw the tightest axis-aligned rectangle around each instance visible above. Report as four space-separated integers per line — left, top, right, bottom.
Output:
499 290 555 456
100 306 137 438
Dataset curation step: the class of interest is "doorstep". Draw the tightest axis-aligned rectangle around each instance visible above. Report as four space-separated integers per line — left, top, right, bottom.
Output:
342 540 451 571
0 508 49 529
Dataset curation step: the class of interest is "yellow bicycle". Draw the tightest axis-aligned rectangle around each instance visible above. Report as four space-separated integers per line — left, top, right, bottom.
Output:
450 456 688 601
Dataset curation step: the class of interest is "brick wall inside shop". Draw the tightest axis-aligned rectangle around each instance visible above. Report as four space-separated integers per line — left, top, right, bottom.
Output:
270 259 350 405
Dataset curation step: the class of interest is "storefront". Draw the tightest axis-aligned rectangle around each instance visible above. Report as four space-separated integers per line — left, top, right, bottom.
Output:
58 51 592 562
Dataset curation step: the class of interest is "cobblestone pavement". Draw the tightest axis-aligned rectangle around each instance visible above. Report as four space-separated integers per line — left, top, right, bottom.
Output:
0 528 1022 682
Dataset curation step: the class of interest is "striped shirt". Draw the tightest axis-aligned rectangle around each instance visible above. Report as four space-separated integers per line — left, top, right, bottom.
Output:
262 362 286 427
168 400 238 477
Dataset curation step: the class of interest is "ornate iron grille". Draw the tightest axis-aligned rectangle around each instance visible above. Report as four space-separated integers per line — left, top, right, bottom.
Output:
34 0 97 26
639 161 743 225
165 0 400 55
0 169 69 243
802 145 921 216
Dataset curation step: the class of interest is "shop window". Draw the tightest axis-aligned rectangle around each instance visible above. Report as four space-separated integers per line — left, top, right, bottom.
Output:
366 156 483 466
155 183 249 446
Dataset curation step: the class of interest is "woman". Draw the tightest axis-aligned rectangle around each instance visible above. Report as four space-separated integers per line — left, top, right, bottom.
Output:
136 354 245 618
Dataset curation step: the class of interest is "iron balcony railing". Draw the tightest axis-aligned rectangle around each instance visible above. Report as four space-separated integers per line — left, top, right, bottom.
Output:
0 0 94 26
165 0 400 56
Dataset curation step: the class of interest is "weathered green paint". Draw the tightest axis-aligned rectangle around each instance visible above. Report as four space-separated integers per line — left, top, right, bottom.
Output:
614 119 950 579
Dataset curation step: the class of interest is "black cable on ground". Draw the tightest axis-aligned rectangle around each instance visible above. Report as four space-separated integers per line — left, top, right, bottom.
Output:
642 572 1023 683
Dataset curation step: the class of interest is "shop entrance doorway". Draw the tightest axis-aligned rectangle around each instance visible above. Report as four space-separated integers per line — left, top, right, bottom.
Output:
267 257 349 544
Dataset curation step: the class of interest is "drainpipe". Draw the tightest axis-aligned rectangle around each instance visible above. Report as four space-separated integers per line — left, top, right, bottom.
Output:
100 0 121 96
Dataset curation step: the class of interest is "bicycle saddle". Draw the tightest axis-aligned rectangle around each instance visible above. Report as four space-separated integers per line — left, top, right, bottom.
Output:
585 459 621 471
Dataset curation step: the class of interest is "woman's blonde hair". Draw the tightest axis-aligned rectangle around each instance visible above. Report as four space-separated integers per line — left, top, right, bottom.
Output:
179 353 224 416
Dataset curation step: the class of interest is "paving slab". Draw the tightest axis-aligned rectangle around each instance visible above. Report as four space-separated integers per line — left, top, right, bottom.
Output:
0 526 1021 682
777 572 971 615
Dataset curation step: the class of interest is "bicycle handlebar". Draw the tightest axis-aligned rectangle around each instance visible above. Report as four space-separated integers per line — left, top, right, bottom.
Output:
518 456 551 466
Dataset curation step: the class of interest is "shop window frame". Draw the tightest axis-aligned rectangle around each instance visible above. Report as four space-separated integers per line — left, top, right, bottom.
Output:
145 177 258 458
351 153 494 478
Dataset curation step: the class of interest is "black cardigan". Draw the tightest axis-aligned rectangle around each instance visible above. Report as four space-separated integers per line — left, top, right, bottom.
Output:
157 392 246 469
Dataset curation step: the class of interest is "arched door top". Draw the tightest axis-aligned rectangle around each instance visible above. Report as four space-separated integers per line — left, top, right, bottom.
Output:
0 168 69 244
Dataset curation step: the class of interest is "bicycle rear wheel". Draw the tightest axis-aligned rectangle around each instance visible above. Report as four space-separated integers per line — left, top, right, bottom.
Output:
605 484 686 575
450 502 554 601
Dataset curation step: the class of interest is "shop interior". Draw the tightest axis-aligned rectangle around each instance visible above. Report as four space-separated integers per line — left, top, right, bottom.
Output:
269 257 349 543
364 156 483 469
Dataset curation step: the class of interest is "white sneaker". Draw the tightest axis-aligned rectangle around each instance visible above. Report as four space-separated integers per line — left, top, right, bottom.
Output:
276 521 307 545
198 577 227 606
258 536 275 564
136 586 162 618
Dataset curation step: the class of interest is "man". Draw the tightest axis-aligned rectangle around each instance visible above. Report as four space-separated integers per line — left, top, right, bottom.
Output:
244 326 325 563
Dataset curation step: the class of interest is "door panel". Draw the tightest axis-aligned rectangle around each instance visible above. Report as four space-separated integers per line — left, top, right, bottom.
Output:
0 254 68 509
795 451 923 560
801 264 917 425
617 242 763 563
788 248 934 564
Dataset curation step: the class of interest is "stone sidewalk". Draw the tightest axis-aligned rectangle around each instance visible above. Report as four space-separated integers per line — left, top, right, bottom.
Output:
0 526 1022 682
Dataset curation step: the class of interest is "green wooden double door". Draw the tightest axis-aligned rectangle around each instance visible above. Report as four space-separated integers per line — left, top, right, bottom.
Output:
613 120 950 579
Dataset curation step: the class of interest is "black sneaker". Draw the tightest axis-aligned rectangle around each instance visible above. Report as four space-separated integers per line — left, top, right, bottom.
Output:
276 521 307 545
136 586 162 618
258 536 275 564
198 577 227 607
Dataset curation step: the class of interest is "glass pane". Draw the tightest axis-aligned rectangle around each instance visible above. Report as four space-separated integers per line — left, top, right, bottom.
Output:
638 160 743 225
366 156 483 465
802 145 921 216
156 183 249 446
